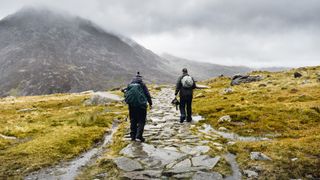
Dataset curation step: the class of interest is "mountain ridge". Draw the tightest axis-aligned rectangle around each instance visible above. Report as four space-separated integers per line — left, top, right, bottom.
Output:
0 7 251 97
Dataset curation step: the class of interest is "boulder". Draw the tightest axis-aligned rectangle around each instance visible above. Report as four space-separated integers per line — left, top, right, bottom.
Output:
250 152 272 161
243 169 258 178
231 75 262 86
294 72 302 78
84 92 122 105
218 115 232 123
222 87 233 94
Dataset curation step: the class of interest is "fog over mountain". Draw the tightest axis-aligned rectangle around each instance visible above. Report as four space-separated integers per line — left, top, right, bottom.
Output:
0 1 319 68
0 7 250 96
162 54 251 80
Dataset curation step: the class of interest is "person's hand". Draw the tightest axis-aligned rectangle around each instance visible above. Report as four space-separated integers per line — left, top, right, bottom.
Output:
149 105 152 110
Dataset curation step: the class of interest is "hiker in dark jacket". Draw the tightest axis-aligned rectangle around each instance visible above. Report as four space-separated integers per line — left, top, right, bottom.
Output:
175 68 196 123
124 72 152 142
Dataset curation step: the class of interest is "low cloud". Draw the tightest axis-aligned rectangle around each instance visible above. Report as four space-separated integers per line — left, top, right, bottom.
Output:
0 0 319 67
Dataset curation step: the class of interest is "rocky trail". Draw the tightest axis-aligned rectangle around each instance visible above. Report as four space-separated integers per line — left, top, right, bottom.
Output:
25 88 270 179
113 88 244 179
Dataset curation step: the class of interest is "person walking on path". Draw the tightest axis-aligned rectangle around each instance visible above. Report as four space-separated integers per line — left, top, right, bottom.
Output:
123 72 152 142
175 68 196 123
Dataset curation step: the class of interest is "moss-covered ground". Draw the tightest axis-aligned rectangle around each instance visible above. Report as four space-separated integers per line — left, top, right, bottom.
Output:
0 91 127 178
193 66 320 178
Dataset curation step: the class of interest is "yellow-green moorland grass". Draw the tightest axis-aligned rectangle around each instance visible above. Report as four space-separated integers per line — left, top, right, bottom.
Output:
193 66 320 178
0 92 127 177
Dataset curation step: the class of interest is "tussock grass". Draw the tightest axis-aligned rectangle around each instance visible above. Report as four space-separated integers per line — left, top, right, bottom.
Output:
0 92 126 177
193 66 320 178
76 120 129 179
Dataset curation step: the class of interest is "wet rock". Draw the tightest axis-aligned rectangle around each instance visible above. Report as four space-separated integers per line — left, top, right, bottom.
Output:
218 115 232 122
120 143 185 167
231 75 262 86
173 172 194 178
163 146 179 152
191 155 220 169
180 145 210 155
192 171 223 180
164 166 207 175
121 170 162 179
294 72 302 78
84 92 121 105
113 157 142 171
250 152 272 161
243 169 258 178
222 87 233 94
172 159 192 170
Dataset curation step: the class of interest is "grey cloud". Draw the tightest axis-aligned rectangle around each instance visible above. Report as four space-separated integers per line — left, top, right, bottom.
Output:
0 0 319 67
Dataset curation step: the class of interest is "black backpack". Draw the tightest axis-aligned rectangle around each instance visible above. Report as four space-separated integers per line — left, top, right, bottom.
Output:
125 83 147 108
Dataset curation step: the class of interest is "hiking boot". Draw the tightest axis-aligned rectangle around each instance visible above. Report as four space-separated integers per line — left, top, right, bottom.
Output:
137 137 145 142
180 116 185 123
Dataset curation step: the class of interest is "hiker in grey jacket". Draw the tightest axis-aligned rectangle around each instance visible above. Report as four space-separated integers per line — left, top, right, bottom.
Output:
124 72 152 142
175 68 196 123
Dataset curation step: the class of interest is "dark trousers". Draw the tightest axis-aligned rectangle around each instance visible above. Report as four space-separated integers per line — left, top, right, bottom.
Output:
179 95 193 122
129 105 147 139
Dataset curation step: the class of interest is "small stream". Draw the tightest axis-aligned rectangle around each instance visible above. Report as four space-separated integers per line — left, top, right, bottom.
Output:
195 115 271 179
224 153 242 180
199 122 270 142
25 122 119 180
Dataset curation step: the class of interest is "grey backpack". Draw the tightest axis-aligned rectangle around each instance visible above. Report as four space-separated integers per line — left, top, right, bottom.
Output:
181 75 194 88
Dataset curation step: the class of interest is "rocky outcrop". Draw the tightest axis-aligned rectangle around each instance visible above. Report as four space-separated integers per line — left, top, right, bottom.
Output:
231 75 262 86
294 72 302 78
250 152 272 161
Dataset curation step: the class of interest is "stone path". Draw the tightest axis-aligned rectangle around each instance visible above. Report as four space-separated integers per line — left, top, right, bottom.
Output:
113 88 226 179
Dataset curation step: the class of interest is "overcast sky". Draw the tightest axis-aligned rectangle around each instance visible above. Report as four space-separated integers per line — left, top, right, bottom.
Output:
0 0 319 67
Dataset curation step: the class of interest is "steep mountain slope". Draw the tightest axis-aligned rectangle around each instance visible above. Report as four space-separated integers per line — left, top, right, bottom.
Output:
0 7 174 96
162 54 251 81
0 7 252 97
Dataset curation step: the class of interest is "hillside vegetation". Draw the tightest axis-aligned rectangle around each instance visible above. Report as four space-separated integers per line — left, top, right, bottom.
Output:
193 66 320 178
0 92 127 178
